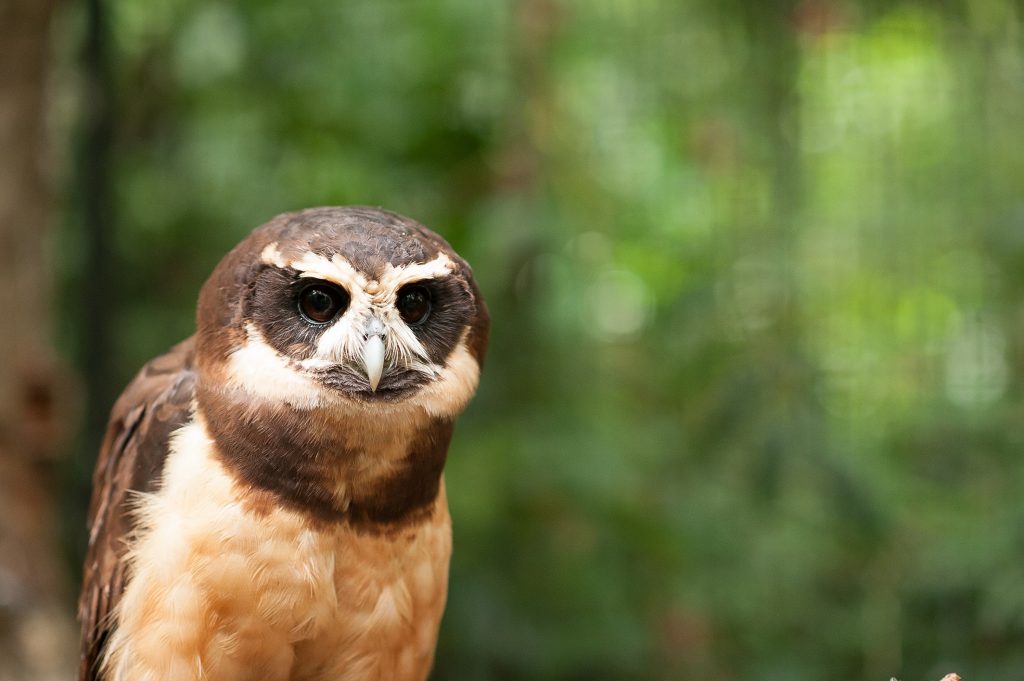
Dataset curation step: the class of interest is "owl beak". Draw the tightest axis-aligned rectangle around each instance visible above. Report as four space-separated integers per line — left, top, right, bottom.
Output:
362 319 386 392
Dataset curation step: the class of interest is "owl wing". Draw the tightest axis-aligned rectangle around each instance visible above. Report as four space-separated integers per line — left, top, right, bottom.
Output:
77 337 197 681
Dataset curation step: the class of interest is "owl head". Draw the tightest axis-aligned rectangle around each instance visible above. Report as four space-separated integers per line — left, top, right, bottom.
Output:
194 206 489 420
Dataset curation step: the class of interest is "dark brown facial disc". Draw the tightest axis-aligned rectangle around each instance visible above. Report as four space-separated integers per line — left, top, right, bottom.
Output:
405 277 476 365
246 266 331 361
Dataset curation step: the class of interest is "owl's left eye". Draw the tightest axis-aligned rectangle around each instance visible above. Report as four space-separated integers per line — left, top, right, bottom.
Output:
298 283 348 324
397 285 432 326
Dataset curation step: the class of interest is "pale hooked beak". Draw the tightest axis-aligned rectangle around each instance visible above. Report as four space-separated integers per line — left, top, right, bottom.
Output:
362 318 386 392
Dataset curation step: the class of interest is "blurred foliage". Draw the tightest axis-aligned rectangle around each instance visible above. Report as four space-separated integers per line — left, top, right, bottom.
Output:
52 0 1024 679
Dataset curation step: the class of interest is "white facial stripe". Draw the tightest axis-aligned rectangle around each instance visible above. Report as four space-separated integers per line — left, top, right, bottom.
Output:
312 303 366 365
378 306 435 368
226 324 338 409
408 335 480 418
224 324 479 422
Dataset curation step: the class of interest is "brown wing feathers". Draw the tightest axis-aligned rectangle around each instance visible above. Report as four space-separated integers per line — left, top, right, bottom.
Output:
78 338 197 681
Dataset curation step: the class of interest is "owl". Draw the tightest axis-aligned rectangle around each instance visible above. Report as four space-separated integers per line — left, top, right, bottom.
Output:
78 206 489 681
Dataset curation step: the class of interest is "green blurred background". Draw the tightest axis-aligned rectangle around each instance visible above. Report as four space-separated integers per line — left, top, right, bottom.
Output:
49 0 1024 679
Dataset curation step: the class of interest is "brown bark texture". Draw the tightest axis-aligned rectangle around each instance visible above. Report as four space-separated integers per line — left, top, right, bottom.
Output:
0 0 76 679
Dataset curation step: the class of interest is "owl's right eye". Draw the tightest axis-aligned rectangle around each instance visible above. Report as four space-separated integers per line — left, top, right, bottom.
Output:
298 283 349 324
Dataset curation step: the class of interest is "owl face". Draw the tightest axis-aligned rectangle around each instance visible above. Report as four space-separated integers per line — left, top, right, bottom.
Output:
195 207 489 417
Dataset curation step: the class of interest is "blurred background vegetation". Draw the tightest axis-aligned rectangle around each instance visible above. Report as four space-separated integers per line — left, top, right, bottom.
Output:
10 0 1024 678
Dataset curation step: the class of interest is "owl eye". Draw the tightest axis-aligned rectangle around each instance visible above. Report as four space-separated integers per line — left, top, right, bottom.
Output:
298 283 348 324
397 285 431 326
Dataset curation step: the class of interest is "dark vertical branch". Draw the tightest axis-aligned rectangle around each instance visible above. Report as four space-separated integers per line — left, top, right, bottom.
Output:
486 0 562 403
78 0 115 463
739 0 802 238
727 0 805 361
63 0 117 585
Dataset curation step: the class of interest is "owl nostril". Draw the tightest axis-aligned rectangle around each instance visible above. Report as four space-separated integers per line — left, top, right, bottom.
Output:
365 317 386 338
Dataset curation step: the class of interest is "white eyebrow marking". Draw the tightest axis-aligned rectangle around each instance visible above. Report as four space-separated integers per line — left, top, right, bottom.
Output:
377 254 455 294
260 242 287 267
261 243 370 294
260 242 455 298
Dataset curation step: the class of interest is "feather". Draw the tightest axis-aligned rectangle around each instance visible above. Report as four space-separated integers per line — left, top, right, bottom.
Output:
78 338 197 681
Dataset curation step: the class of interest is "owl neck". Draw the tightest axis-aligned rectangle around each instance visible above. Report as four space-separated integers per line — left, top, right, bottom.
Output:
194 383 454 531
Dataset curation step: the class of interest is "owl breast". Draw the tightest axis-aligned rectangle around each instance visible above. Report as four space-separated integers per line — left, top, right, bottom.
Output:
102 418 452 681
292 494 453 681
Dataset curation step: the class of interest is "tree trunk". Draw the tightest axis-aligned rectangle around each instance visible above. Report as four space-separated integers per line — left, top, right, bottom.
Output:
0 1 77 679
